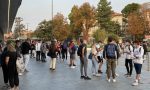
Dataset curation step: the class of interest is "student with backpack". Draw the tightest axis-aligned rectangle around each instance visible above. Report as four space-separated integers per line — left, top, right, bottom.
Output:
78 39 91 80
124 40 134 78
69 40 76 68
103 36 119 83
132 41 144 86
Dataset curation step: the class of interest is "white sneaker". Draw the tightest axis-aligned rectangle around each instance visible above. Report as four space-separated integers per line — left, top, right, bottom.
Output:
115 73 119 77
19 73 23 76
71 66 75 69
112 79 116 83
132 80 138 86
96 74 101 77
107 79 111 82
92 73 96 76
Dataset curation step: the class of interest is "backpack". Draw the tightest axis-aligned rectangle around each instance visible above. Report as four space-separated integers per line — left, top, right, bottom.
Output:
77 45 83 56
106 44 116 58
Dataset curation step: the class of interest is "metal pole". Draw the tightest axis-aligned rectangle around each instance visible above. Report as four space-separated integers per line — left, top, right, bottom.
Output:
7 0 11 33
51 0 54 39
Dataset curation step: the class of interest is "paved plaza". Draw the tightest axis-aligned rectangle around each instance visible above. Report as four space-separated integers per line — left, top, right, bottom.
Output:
0 54 150 90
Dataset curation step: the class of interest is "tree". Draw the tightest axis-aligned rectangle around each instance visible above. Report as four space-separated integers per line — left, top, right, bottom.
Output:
127 12 146 40
34 20 52 40
69 5 82 40
69 2 96 41
14 24 25 38
52 13 70 41
93 29 107 42
97 0 112 31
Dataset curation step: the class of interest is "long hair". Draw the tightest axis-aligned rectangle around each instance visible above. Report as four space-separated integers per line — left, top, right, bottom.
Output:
7 42 16 52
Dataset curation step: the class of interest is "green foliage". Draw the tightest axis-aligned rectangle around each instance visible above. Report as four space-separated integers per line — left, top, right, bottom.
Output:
107 33 119 42
34 20 52 40
97 0 112 30
121 3 140 17
93 29 107 42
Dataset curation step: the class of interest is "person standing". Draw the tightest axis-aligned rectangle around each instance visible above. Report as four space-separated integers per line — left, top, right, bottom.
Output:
132 41 144 86
96 41 104 74
49 39 57 70
69 40 76 68
103 36 119 82
40 41 47 62
61 41 68 61
91 43 100 76
5 42 19 90
35 40 42 61
79 39 91 80
124 40 133 78
21 39 31 72
30 41 36 58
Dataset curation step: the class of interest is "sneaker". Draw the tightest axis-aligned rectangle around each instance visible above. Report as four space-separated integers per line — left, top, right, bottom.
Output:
98 70 103 74
19 73 23 76
127 75 132 78
73 64 76 66
107 79 111 82
115 73 119 77
124 73 129 76
84 76 91 80
132 80 139 86
92 73 96 76
25 69 29 72
96 74 101 77
80 76 85 79
71 66 75 68
112 79 116 83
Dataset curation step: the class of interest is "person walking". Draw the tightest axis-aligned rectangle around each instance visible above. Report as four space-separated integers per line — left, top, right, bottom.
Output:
103 36 119 83
61 41 68 61
21 38 31 72
69 40 76 68
48 39 57 70
78 39 91 80
40 41 47 62
35 40 42 61
5 42 19 90
132 41 144 86
124 40 134 78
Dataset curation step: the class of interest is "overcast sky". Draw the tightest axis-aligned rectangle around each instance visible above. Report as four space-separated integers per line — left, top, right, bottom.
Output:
15 0 150 31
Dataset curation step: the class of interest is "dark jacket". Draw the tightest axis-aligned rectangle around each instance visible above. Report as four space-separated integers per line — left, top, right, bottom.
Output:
21 42 31 55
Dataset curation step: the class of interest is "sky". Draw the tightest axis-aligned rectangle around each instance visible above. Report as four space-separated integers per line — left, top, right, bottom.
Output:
14 0 150 31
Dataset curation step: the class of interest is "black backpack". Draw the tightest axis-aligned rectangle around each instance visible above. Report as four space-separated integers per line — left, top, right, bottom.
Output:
77 45 83 56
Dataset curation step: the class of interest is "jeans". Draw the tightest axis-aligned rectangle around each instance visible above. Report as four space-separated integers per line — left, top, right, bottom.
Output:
125 59 133 75
80 56 88 76
23 54 30 69
106 59 116 79
91 56 97 74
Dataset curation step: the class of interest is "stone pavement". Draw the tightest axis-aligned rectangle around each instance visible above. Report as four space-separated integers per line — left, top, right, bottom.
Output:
0 54 150 90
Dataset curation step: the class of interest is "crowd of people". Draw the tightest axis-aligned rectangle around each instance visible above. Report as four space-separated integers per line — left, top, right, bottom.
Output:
0 36 149 90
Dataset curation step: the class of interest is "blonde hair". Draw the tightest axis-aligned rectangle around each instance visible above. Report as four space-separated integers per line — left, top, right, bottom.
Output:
7 42 16 52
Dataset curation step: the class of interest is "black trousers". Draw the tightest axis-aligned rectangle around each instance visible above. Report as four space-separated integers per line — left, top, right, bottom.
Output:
62 49 67 60
125 59 133 75
41 52 46 61
36 51 41 61
2 64 9 84
8 64 19 88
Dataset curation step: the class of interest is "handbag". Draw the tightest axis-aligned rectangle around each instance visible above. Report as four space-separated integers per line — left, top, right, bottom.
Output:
88 53 92 59
16 57 25 73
